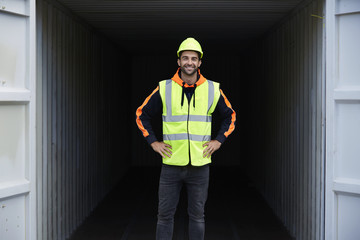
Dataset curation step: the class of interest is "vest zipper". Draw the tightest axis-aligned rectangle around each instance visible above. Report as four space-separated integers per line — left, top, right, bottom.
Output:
187 99 191 165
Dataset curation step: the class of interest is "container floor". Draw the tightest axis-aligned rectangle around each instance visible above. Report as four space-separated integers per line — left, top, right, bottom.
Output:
68 166 294 240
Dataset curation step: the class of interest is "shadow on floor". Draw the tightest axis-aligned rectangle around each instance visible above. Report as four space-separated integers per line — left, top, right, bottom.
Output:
68 166 294 240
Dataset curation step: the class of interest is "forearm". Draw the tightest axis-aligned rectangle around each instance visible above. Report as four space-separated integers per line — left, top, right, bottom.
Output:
135 87 162 144
214 89 236 143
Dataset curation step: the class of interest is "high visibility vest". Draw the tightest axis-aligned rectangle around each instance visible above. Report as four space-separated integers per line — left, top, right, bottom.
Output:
159 79 220 166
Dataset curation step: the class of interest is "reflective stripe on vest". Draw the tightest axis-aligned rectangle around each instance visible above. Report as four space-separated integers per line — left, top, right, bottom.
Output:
159 79 220 166
163 133 211 142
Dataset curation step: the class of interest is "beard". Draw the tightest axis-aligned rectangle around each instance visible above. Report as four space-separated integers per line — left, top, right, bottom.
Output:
180 65 198 77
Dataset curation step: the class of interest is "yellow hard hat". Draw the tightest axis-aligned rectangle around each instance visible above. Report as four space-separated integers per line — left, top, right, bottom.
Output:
177 37 203 59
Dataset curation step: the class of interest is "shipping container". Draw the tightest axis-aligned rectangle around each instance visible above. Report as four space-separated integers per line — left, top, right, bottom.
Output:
0 0 359 239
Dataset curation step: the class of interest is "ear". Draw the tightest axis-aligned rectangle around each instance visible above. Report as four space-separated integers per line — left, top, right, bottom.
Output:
177 59 181 66
198 60 202 67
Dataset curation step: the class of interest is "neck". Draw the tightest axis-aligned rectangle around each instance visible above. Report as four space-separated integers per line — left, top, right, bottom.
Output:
180 72 197 85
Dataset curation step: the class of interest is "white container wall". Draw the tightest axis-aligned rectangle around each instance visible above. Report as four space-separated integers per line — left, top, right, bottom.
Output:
325 0 360 239
0 0 37 239
245 0 325 239
36 0 131 239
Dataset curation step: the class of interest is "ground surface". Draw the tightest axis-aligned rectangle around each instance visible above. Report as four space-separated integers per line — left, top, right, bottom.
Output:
68 166 294 240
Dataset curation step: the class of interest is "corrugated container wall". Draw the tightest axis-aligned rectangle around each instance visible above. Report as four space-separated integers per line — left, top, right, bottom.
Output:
36 0 131 239
244 0 325 239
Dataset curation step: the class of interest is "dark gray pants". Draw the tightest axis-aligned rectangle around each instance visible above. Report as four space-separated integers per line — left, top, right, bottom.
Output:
156 164 210 240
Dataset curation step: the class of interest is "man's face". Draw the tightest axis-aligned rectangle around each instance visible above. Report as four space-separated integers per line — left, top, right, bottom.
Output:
177 51 202 77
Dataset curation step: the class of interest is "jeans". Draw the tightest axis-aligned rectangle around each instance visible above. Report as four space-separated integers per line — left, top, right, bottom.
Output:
156 164 210 240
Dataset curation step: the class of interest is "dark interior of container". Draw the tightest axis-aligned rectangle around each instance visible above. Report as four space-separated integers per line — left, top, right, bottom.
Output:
38 1 319 239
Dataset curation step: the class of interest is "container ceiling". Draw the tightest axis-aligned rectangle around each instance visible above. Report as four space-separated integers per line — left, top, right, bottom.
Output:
57 0 304 55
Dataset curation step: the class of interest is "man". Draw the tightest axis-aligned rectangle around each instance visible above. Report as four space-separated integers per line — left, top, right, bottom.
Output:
136 37 236 240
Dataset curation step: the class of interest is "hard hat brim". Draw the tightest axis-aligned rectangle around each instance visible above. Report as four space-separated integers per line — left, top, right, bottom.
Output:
177 49 203 59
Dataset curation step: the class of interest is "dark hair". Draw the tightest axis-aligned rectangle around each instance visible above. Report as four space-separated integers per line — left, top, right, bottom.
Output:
178 51 201 60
